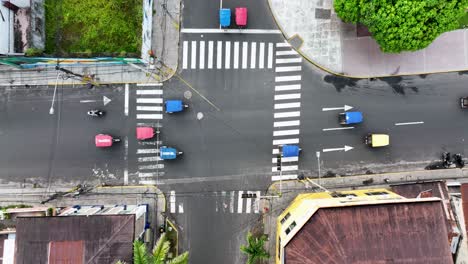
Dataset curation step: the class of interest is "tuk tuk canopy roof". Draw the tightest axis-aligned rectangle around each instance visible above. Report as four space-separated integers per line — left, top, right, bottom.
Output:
219 8 231 27
136 127 154 140
165 100 183 113
160 147 177 160
95 134 113 147
345 112 363 124
282 145 300 157
371 134 389 147
235 7 247 26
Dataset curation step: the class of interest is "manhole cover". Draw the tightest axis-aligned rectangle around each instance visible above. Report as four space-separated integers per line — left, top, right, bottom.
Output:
184 90 192 99
197 112 204 120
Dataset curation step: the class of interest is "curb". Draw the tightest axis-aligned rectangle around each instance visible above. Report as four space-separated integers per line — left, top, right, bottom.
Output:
266 0 468 79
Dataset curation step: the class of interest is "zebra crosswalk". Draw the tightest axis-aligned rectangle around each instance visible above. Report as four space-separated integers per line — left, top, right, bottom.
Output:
182 40 277 70
135 83 165 185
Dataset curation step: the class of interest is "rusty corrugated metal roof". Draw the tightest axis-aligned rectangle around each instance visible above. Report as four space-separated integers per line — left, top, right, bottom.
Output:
285 201 453 264
49 241 84 264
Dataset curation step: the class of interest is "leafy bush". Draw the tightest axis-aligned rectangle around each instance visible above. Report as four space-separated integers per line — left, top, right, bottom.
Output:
25 47 44 57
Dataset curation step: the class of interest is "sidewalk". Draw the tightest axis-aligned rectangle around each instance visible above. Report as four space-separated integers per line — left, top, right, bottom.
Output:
262 168 468 263
0 0 181 85
268 0 468 78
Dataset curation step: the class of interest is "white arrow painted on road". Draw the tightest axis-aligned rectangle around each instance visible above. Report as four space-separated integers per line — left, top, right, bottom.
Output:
103 96 112 106
322 105 353 112
323 145 354 152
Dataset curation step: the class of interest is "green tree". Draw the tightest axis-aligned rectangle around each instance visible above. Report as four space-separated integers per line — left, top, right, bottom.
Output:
334 0 468 53
117 233 189 264
240 232 270 264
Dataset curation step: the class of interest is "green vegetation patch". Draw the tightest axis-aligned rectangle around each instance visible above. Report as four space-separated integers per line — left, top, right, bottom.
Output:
45 0 142 55
459 12 468 28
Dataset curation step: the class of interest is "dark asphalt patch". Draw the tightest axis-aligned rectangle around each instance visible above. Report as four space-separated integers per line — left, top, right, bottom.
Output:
323 75 359 92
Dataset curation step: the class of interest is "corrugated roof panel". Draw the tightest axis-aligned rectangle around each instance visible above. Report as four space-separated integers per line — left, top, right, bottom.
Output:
49 241 84 264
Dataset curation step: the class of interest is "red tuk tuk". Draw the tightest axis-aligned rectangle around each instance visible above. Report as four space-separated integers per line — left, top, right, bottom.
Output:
136 127 158 140
95 134 121 148
235 7 247 28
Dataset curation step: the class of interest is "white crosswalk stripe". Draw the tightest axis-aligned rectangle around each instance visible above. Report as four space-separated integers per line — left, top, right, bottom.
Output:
272 156 298 163
191 41 197 69
137 98 163 104
137 90 163 95
275 84 301 91
182 41 188 69
199 41 205 69
225 41 231 69
139 164 164 170
274 102 301 109
137 114 163 120
137 106 163 111
208 41 214 69
274 93 301 100
234 42 240 69
211 190 262 214
274 111 301 118
237 191 243 213
273 138 300 145
273 129 300 136
272 174 298 181
259 42 265 69
272 165 298 172
276 50 298 56
242 42 248 69
137 149 160 154
268 43 274 68
250 42 257 69
276 66 302 72
275 75 301 82
217 41 223 69
276 58 302 64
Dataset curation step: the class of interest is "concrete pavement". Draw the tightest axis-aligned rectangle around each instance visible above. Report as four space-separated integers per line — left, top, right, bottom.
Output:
268 0 468 77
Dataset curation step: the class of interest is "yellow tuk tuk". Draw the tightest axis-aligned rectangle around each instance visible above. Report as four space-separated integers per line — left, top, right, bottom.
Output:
365 134 389 147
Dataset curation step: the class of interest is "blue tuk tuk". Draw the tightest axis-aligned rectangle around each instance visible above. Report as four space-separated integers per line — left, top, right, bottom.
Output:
165 100 188 114
219 8 231 28
160 146 183 160
281 145 301 157
339 111 363 125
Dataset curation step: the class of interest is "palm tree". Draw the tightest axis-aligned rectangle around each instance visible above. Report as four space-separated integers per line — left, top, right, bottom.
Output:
117 233 189 264
240 232 270 264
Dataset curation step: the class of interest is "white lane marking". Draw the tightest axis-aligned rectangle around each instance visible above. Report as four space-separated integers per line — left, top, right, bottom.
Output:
182 41 188 69
259 42 265 69
250 42 257 69
275 75 301 82
208 41 214 69
137 149 160 154
272 156 298 163
178 203 184 214
273 129 300 136
225 41 231 69
272 174 298 181
242 42 248 69
276 50 298 56
137 98 163 104
170 191 176 213
237 191 243 213
276 42 291 47
276 58 302 64
272 149 279 154
139 172 164 177
139 180 160 185
137 106 163 111
138 156 162 162
272 165 298 172
217 41 223 69
230 191 235 213
124 169 128 185
395 121 424 126
268 43 273 68
199 40 205 69
323 145 354 152
274 120 300 127
254 191 261 213
139 164 164 170
191 41 197 69
124 84 129 116
181 28 282 34
274 93 301 100
245 191 252 213
221 191 227 213
137 114 163 119
137 90 163 95
215 191 219 212
323 127 355 131
273 138 300 145
275 84 301 91
276 66 302 72
233 42 239 69
274 111 300 118
137 83 163 86
274 102 301 109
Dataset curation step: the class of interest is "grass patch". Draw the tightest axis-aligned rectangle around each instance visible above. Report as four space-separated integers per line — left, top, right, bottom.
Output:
459 12 468 29
45 0 142 56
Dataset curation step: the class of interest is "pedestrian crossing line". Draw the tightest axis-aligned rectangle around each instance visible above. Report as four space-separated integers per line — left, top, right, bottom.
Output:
237 191 243 213
259 42 265 69
178 203 184 214
272 156 299 163
138 141 163 146
242 42 248 69
276 58 302 64
273 138 300 145
140 180 161 185
137 98 163 104
272 174 298 181
230 191 235 213
275 75 301 82
276 42 291 47
137 106 163 111
139 172 164 178
273 120 300 127
245 191 252 214
137 122 162 127
274 102 301 109
199 41 205 69
254 191 261 213
250 42 257 69
137 90 163 95
272 149 280 154
275 84 301 91
208 41 214 69
276 66 302 72
268 43 274 69
221 191 227 213
137 149 160 154
273 129 300 136
191 41 197 69
170 191 176 213
274 93 301 100
137 83 163 86
225 41 231 69
182 41 188 69
137 114 163 120
276 50 298 56
272 165 298 172
138 156 163 162
274 111 301 118
217 41 223 69
139 164 164 170
233 42 240 69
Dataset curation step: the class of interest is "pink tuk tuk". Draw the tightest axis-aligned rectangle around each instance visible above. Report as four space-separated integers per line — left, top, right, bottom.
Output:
235 7 247 28
95 134 121 148
136 127 158 140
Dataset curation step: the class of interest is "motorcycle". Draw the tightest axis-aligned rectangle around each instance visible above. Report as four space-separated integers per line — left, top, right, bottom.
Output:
87 110 104 117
